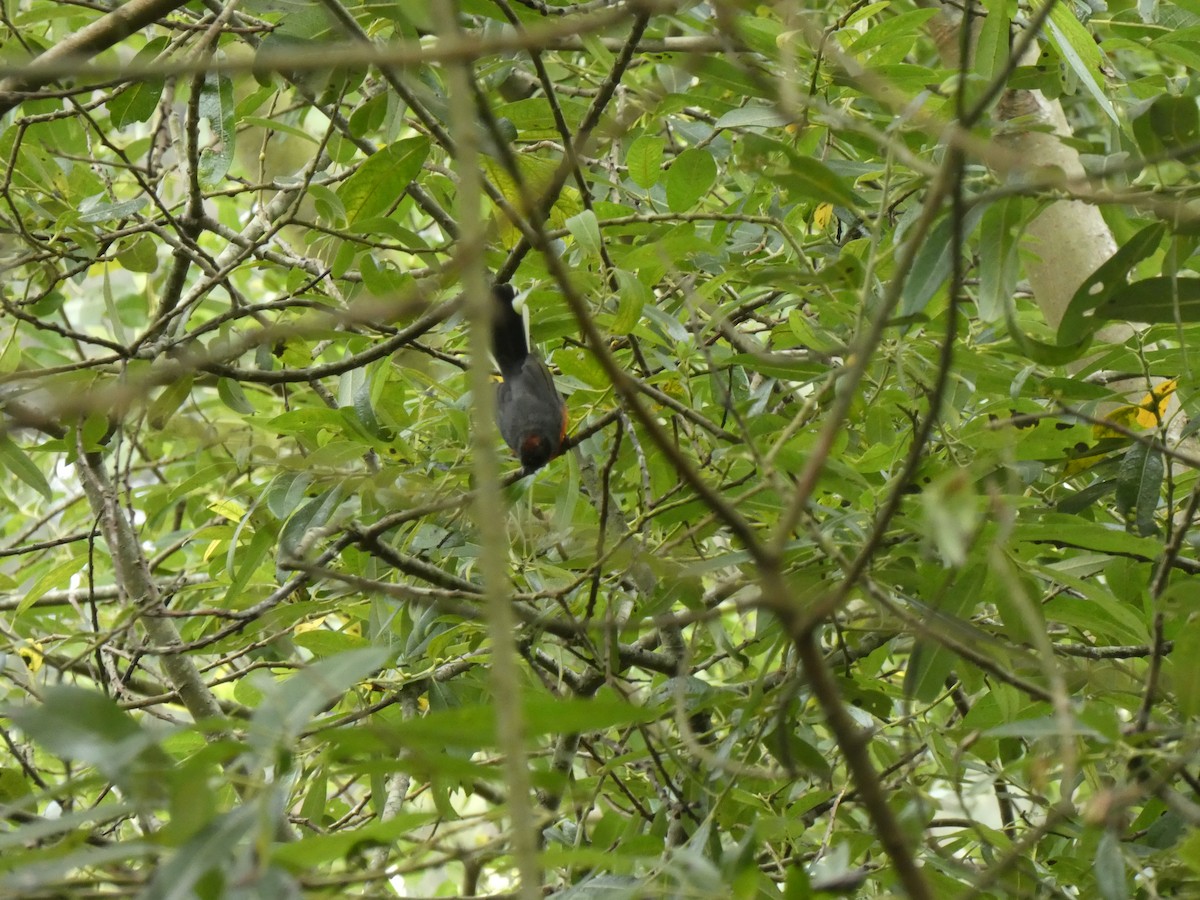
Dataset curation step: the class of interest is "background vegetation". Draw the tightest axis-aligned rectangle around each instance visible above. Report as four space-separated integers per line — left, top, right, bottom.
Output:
2 0 1200 896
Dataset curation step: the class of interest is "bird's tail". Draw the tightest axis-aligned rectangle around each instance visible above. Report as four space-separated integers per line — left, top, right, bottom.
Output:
491 284 529 378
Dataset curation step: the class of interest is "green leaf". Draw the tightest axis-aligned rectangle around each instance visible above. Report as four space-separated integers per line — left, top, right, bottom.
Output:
975 0 1011 86
217 377 255 414
1092 276 1200 323
773 152 864 209
901 204 984 316
1058 222 1166 344
0 842 155 894
339 136 431 226
1094 828 1128 900
197 74 235 186
1115 442 1162 536
359 255 409 296
1132 95 1200 156
714 105 792 129
665 148 718 212
149 375 194 429
6 686 156 778
845 8 939 54
611 269 649 334
391 696 655 748
247 647 391 756
270 813 435 867
566 209 602 259
227 522 274 599
240 115 320 143
141 805 257 900
984 715 1106 739
78 196 148 224
117 234 159 273
277 487 344 565
1171 622 1200 719
1015 517 1162 559
977 197 1024 322
626 135 666 189
1042 1 1119 124
904 566 987 701
0 434 51 500
107 38 168 128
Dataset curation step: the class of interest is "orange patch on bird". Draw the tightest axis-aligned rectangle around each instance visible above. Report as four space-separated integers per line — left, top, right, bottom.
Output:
522 435 549 455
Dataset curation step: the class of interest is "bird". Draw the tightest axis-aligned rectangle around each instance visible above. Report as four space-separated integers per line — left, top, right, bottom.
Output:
491 283 568 473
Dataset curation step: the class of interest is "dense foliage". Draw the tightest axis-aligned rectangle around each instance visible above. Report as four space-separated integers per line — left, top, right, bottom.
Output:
2 0 1200 897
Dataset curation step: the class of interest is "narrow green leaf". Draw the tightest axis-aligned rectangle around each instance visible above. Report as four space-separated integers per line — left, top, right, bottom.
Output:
1015 518 1161 558
901 204 984 316
149 374 193 429
107 38 167 128
904 566 986 701
351 370 385 438
713 105 792 129
0 434 51 500
141 805 257 900
277 488 344 567
6 686 154 778
79 196 148 224
846 8 939 54
197 75 235 186
611 269 648 334
1115 442 1162 536
978 197 1024 322
1094 828 1128 900
227 523 274 600
975 0 1011 85
239 115 319 143
774 152 864 209
985 716 1105 739
1043 2 1119 123
1058 222 1166 344
270 813 436 867
248 647 391 754
1093 276 1200 323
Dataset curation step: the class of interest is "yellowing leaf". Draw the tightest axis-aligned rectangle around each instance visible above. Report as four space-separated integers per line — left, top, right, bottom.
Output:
209 499 248 521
